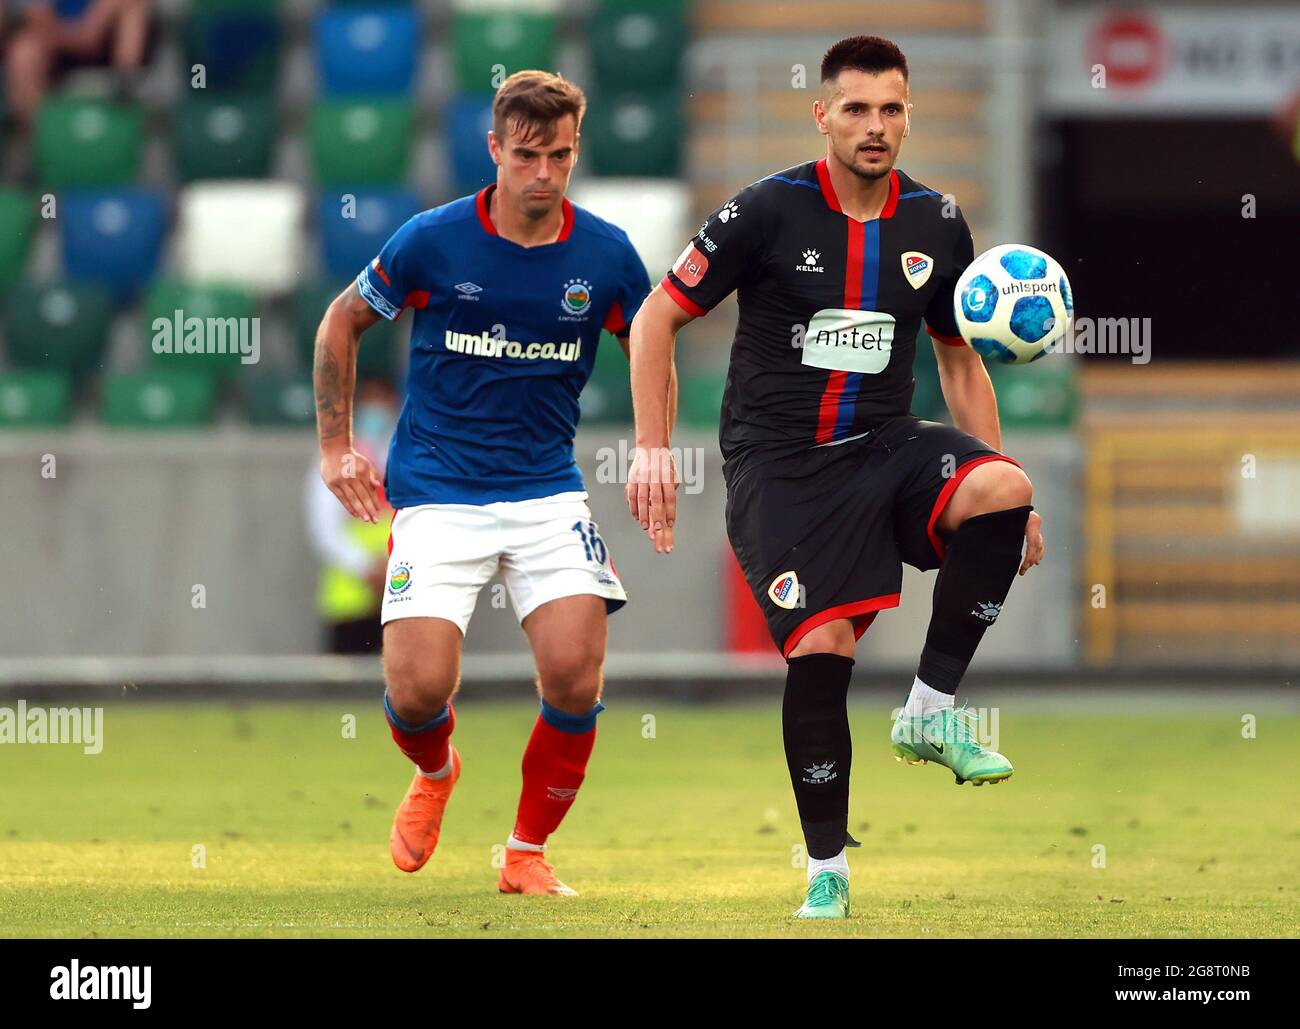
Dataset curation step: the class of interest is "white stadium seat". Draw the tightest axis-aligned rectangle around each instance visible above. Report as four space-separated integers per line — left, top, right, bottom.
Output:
568 178 692 288
175 181 305 296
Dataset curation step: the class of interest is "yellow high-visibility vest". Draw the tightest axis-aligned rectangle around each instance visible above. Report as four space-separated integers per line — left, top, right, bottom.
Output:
318 516 391 622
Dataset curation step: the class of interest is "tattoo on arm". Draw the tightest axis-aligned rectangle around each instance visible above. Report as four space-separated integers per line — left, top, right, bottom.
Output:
314 283 369 445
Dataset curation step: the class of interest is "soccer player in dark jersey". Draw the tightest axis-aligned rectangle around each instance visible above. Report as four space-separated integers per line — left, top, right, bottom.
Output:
627 36 1044 918
314 71 653 897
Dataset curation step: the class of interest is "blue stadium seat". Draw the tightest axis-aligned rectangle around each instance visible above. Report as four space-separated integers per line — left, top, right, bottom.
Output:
318 189 421 284
446 93 495 195
60 190 167 301
184 7 282 93
315 6 418 95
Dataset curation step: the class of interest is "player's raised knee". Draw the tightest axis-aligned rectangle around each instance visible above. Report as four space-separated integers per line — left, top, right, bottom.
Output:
952 462 1033 523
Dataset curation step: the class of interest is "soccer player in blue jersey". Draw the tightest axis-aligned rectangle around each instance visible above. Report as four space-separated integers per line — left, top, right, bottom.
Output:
313 71 656 896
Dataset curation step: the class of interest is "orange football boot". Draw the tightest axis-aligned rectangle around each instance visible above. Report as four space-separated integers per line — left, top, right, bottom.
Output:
498 848 578 896
389 747 461 873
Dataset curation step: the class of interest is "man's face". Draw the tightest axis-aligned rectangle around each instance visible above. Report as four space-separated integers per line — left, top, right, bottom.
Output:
815 68 910 182
488 114 579 221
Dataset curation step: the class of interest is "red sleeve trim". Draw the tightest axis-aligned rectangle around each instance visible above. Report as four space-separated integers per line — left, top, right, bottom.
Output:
403 290 431 311
927 324 967 347
603 299 627 335
660 275 707 317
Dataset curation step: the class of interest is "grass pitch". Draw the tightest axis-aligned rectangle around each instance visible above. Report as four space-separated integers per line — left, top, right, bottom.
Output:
1 698 1296 938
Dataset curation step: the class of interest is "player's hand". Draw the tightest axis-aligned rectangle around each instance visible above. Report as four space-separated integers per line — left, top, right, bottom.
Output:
321 446 384 524
626 445 679 554
1019 511 1044 575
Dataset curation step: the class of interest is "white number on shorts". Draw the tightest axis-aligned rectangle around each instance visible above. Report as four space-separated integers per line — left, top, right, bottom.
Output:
570 520 607 565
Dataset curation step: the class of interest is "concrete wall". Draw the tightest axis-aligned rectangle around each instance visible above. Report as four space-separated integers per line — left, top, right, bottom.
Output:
0 428 1080 669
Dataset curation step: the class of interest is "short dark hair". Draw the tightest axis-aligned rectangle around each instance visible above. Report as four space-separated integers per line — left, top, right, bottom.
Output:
493 70 587 145
820 35 909 85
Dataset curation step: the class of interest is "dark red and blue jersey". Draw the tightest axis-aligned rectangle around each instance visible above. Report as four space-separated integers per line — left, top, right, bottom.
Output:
661 159 973 462
356 185 651 505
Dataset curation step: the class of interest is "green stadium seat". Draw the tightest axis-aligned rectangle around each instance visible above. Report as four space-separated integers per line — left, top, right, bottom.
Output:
0 189 36 284
452 10 557 93
143 281 257 379
991 361 1078 430
3 282 113 382
911 328 945 420
0 371 73 429
579 333 633 425
309 99 413 186
293 283 401 380
174 94 276 180
241 373 316 426
35 98 143 187
99 371 218 429
679 370 725 430
586 93 682 177
590 3 686 93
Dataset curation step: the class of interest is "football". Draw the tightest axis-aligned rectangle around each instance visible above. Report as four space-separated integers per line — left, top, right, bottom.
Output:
953 244 1074 364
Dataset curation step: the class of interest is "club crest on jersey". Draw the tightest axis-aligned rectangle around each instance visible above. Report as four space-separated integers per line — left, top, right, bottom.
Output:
561 278 592 317
902 251 933 290
768 570 801 610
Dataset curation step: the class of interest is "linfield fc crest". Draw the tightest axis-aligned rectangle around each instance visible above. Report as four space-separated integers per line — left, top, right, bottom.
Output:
388 564 412 595
902 251 933 290
561 278 592 316
768 570 801 610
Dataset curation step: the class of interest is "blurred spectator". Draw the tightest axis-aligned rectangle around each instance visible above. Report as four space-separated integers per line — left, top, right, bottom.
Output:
304 377 399 656
3 0 152 127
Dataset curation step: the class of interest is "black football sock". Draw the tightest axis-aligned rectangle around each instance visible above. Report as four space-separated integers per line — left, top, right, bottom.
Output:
918 505 1033 694
783 653 854 860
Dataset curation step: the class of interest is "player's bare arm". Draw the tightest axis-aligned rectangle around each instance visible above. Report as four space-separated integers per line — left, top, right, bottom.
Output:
627 284 694 554
313 281 385 524
617 331 678 439
931 334 1001 450
931 339 1044 575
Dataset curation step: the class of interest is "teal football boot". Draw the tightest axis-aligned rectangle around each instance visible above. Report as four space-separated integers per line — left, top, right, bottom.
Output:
890 702 1013 786
793 870 850 919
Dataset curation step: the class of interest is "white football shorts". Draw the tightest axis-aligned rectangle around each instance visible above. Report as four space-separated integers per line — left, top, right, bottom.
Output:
381 491 626 633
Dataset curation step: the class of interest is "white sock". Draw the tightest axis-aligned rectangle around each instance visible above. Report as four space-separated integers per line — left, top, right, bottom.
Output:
507 833 545 853
903 676 954 717
417 750 453 780
808 848 849 883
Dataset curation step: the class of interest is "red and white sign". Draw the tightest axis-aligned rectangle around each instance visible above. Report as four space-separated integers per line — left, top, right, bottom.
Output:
1049 6 1300 115
672 244 709 288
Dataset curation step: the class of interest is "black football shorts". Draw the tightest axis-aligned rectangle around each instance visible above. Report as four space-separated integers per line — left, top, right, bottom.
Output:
723 415 1019 657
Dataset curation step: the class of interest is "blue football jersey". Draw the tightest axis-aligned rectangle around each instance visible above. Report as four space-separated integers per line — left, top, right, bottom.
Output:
355 186 651 506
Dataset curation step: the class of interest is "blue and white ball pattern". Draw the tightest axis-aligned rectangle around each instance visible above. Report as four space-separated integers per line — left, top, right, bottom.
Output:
953 244 1073 364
